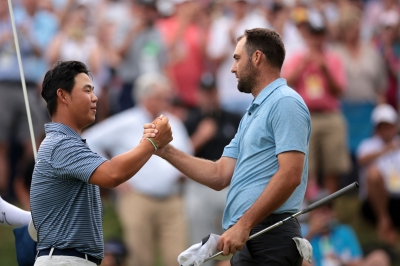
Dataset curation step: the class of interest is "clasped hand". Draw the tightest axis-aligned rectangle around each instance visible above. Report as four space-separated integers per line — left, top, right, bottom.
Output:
142 115 173 149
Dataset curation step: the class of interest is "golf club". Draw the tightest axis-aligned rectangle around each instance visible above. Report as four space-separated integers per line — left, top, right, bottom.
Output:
204 182 359 262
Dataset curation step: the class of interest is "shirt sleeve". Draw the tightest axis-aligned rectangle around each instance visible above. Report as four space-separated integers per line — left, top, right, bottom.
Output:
51 137 107 183
270 96 311 156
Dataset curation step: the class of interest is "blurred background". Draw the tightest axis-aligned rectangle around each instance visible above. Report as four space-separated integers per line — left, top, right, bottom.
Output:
1 0 400 265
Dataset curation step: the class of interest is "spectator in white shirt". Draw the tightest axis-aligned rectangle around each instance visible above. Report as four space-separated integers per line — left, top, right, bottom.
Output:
357 104 400 245
82 72 192 266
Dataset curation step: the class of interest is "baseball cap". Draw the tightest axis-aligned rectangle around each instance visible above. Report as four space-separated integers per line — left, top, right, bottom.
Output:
136 0 157 7
307 9 326 34
104 239 127 256
170 0 194 4
372 104 398 126
199 72 216 91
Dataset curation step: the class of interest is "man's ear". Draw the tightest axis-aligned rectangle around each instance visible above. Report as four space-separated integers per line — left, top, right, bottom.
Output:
252 50 264 66
56 88 68 104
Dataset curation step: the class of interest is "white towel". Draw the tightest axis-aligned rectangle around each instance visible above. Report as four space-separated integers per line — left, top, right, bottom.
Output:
292 237 312 263
177 234 232 266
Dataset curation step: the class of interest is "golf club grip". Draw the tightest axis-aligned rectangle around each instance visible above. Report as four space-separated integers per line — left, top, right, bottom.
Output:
302 182 359 214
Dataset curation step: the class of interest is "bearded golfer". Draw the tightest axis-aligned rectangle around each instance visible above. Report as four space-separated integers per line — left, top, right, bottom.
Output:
30 61 172 266
145 28 311 266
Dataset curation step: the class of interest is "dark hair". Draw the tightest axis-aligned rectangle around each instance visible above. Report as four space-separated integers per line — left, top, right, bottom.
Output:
41 61 90 116
238 28 286 70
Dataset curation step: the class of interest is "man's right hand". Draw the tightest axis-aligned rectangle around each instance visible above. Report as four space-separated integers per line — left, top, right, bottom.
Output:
150 116 173 148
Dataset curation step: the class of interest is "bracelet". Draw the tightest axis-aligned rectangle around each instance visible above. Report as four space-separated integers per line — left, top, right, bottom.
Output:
146 137 158 151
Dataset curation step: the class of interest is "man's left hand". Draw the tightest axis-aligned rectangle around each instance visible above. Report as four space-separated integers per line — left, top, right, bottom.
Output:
217 222 251 256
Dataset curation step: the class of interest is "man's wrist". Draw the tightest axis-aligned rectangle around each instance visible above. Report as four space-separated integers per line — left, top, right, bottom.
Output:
236 217 253 233
142 137 157 152
146 138 158 151
158 144 172 158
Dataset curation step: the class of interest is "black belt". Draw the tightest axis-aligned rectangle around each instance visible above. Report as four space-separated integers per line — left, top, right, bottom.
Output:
38 248 102 265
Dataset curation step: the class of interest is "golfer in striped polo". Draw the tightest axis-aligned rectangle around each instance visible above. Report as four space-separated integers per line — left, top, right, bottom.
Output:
30 61 173 266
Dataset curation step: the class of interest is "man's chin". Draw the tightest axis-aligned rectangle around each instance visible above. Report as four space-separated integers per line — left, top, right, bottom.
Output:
237 86 252 94
85 116 96 128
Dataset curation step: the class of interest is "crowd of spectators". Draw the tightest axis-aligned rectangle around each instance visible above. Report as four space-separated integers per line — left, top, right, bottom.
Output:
1 0 400 265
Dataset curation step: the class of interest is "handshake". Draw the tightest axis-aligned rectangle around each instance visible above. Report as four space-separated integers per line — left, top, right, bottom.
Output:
142 114 173 151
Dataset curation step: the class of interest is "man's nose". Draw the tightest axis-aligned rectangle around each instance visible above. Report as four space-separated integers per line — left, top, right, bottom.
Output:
92 93 98 102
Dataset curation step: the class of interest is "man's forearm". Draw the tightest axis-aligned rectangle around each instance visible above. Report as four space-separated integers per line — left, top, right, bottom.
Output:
109 141 154 183
158 145 230 190
91 140 155 187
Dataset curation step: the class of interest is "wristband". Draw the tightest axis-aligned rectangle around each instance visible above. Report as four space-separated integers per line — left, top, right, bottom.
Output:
146 137 158 151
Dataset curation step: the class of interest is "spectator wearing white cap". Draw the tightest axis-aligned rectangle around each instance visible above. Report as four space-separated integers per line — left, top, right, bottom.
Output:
356 104 400 245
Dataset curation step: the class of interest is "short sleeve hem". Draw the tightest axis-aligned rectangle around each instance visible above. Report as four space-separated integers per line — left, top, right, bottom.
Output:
84 158 107 184
275 146 307 157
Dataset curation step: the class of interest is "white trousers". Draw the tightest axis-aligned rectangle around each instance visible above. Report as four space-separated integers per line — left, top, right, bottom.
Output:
34 255 96 266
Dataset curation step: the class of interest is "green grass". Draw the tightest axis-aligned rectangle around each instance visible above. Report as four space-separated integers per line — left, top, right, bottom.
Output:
102 198 123 242
0 224 18 266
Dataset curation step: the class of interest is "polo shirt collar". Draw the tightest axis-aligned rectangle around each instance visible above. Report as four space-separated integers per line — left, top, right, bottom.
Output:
44 123 84 141
248 78 287 109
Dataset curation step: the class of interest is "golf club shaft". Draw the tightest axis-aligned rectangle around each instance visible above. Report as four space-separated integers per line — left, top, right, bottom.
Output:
204 182 358 262
204 212 302 262
301 182 359 214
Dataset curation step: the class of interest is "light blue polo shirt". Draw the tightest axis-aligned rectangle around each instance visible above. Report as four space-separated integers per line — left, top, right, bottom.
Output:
222 78 311 230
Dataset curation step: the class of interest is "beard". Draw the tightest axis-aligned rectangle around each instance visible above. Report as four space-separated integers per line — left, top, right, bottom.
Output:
237 59 258 94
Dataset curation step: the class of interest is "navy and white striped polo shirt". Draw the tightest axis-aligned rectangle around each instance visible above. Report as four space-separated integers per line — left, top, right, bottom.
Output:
30 123 107 259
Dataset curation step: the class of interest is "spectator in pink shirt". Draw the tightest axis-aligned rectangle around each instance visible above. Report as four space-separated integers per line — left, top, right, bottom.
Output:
282 10 350 195
157 0 206 108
